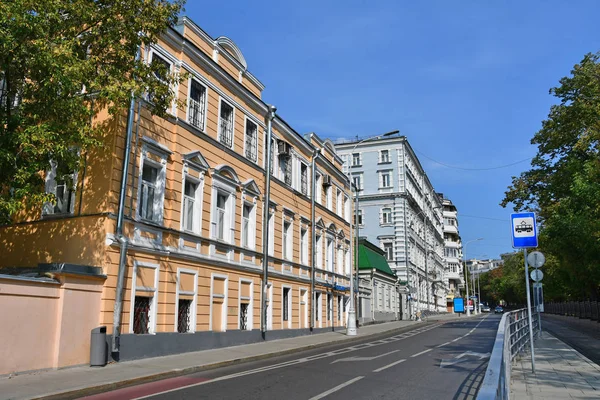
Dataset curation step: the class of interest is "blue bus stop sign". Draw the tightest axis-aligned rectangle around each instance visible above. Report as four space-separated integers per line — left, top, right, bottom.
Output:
511 212 538 248
454 298 465 313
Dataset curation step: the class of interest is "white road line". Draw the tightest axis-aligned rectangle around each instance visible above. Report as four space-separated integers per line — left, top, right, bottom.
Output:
373 358 406 372
452 338 460 342
410 348 432 358
308 376 365 400
436 342 451 348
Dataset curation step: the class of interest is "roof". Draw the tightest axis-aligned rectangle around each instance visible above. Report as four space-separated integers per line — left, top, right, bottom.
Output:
358 239 396 277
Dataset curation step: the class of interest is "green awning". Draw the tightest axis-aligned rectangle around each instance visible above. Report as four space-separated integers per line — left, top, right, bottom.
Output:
358 242 396 277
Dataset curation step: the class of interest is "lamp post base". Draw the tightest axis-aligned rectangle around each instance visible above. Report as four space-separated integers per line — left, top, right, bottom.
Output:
346 310 357 336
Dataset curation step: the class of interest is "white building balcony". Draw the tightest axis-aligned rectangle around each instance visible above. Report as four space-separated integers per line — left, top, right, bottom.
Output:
445 240 460 248
446 270 462 280
444 224 458 234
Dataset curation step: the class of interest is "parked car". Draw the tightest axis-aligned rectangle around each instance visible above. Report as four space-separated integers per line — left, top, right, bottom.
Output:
482 305 491 313
494 306 504 314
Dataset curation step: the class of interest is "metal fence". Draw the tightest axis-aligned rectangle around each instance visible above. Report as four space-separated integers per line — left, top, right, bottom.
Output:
545 301 599 321
477 308 540 400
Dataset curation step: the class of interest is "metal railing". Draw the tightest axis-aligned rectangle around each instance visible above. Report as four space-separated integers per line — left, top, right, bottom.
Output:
477 308 540 400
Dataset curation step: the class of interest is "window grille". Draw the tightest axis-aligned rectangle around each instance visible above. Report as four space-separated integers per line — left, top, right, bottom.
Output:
140 164 158 221
189 80 206 129
300 164 308 195
219 102 234 148
283 288 290 321
240 303 249 330
133 296 151 334
177 299 192 333
245 121 258 162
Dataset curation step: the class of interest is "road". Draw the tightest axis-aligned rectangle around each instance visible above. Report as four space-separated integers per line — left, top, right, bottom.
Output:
83 315 500 400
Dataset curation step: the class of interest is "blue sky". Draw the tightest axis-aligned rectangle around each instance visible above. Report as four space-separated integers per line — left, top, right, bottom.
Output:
185 1 600 259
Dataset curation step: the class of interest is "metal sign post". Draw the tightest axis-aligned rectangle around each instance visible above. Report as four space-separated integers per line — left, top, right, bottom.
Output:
511 212 538 373
523 249 536 373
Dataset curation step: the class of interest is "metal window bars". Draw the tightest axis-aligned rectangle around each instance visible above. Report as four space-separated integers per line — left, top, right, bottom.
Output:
300 165 308 195
240 303 248 330
219 103 234 148
188 88 206 130
133 296 151 334
245 122 257 161
284 158 292 186
177 299 192 333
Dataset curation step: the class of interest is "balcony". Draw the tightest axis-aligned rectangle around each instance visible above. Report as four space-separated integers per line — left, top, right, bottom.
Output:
444 224 458 234
446 270 462 280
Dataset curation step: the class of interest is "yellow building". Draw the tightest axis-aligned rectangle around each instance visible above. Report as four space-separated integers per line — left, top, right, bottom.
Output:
0 16 353 371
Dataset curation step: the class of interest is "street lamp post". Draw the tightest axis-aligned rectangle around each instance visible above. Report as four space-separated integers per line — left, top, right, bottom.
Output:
463 238 483 316
345 130 399 335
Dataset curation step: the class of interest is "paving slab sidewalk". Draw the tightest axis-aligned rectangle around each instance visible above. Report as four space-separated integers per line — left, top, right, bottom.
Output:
511 332 600 400
1 314 461 400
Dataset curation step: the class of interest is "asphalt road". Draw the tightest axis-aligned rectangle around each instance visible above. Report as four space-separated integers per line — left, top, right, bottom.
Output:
83 315 500 400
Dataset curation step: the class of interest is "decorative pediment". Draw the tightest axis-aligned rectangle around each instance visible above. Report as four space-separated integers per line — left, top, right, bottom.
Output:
315 217 326 230
215 36 247 70
337 229 345 239
241 179 261 197
213 164 241 185
183 151 209 172
327 223 337 233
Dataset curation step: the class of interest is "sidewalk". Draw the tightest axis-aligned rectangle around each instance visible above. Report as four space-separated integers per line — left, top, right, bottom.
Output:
1 314 459 400
511 332 600 399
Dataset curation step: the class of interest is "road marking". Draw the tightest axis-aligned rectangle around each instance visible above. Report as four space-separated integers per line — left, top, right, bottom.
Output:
308 376 364 400
452 338 460 342
332 349 400 364
436 341 451 348
440 351 491 368
411 348 432 358
373 358 406 372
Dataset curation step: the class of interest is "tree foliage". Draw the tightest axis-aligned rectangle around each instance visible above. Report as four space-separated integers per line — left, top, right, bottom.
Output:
501 52 600 299
0 0 184 223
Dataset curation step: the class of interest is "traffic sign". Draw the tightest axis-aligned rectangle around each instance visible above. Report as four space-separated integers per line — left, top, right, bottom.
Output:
511 212 538 248
527 251 545 268
533 283 544 312
530 269 544 282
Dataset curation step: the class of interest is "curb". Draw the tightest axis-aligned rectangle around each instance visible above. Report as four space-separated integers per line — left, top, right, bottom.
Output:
30 317 467 400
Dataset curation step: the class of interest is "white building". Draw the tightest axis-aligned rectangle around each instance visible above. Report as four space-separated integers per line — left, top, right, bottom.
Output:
439 194 464 311
335 135 445 318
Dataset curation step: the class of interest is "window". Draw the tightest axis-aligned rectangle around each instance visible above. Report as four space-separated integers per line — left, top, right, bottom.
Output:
380 149 390 163
337 296 342 321
352 173 363 191
344 196 350 221
215 193 228 240
218 100 234 148
315 293 321 324
336 189 342 216
327 293 332 321
130 262 159 334
337 247 344 274
354 209 363 226
268 210 275 256
176 269 197 333
384 242 394 261
242 203 254 248
283 287 290 322
345 250 350 275
140 163 160 222
352 153 361 166
43 160 77 216
283 220 292 261
150 52 170 82
245 119 258 162
325 185 332 210
239 280 253 330
280 156 292 186
269 137 276 176
326 238 334 272
182 180 198 232
316 234 323 269
188 79 207 130
300 163 308 195
300 228 308 265
382 207 392 225
315 174 322 204
381 171 392 188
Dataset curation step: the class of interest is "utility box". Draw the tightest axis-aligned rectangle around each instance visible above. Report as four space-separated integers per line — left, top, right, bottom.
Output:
90 326 107 367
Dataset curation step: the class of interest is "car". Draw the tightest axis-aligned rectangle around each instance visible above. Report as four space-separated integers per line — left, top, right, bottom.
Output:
482 305 491 313
494 306 504 314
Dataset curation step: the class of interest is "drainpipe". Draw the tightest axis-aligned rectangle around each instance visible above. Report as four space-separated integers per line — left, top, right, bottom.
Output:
128 100 143 216
261 105 277 338
310 148 319 331
112 47 141 354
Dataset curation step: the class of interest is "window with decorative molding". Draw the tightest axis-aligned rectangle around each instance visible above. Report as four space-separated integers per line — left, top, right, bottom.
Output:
188 79 207 131
379 149 390 163
137 144 168 224
218 100 234 148
381 207 393 225
244 118 258 162
43 160 77 216
352 153 361 166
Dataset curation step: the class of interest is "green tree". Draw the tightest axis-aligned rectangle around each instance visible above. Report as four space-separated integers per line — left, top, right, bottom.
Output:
0 0 184 223
501 52 600 300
